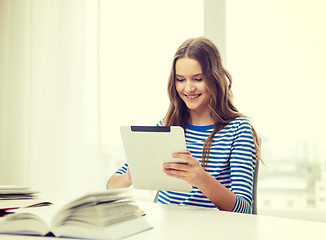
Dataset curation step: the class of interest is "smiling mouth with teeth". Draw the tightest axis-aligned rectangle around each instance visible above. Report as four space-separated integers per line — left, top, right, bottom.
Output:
186 94 201 99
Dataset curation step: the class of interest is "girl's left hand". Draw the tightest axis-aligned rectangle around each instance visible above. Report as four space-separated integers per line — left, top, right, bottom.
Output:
163 151 208 187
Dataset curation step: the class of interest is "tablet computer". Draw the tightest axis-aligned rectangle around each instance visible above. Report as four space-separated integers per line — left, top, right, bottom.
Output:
120 126 192 192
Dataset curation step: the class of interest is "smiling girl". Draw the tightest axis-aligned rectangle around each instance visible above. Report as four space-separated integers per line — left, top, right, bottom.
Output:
108 37 261 214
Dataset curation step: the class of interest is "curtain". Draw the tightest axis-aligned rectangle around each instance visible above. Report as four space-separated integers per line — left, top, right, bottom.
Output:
0 0 101 200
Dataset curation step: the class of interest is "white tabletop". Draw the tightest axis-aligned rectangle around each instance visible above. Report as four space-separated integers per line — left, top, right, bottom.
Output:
130 201 326 240
1 201 326 240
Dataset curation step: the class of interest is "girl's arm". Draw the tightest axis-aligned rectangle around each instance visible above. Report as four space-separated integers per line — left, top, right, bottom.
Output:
163 120 256 213
163 152 237 211
107 165 132 189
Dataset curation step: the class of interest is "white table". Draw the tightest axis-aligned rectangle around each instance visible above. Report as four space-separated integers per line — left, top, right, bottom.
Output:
1 201 326 240
131 202 326 240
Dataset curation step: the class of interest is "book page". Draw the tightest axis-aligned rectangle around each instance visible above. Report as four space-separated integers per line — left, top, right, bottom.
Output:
0 202 67 236
17 204 62 227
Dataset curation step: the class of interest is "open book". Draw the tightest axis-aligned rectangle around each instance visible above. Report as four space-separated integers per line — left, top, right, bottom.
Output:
0 189 152 239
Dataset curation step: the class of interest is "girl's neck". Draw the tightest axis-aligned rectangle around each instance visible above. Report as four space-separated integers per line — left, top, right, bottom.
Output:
189 110 215 126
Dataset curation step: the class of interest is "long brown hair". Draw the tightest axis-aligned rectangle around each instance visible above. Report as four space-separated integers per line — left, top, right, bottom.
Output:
164 37 261 167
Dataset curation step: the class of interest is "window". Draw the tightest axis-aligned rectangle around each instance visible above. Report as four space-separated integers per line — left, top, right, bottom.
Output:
100 0 204 189
226 0 326 210
100 1 326 211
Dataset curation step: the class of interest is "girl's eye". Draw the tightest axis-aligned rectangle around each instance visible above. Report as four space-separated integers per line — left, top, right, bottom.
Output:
176 78 185 82
194 78 202 81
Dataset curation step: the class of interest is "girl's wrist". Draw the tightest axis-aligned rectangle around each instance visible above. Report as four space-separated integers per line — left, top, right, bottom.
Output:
195 170 212 189
123 172 132 186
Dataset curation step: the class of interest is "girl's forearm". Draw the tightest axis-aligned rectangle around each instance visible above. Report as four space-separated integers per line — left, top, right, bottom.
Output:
107 173 132 189
197 172 236 211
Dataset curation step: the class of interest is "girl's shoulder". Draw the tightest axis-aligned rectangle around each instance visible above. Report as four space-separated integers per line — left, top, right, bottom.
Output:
216 116 252 136
225 116 253 137
156 118 164 126
157 116 252 132
228 116 251 127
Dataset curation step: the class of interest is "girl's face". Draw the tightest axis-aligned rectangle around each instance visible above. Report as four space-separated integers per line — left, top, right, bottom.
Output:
175 57 210 116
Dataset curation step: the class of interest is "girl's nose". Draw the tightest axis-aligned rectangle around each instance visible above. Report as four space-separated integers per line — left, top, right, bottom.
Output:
185 81 195 93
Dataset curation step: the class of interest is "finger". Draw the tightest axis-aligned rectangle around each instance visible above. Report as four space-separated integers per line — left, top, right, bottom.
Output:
163 162 188 171
172 152 186 158
172 152 195 164
163 168 188 178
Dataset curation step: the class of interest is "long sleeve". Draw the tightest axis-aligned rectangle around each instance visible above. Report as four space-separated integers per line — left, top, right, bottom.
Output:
229 119 257 213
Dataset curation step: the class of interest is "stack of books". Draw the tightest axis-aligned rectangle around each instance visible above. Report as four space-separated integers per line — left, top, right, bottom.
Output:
0 189 152 239
0 185 41 217
0 185 38 200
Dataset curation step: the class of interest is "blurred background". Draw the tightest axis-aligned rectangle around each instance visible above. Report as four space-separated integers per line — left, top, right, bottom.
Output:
1 0 325 221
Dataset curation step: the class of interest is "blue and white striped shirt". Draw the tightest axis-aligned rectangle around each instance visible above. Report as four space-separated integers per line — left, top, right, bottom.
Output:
115 116 257 213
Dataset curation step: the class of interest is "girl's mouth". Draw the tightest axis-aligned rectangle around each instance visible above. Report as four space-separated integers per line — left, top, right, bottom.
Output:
185 94 201 99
